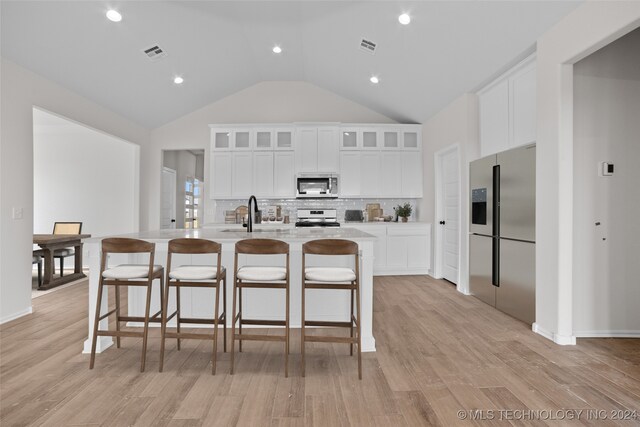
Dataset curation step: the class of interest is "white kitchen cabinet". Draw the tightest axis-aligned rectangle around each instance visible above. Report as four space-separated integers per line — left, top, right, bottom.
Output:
317 127 340 172
295 126 339 173
401 128 421 150
253 151 274 197
211 153 232 198
511 64 536 147
479 54 536 157
340 128 359 150
387 225 431 273
232 152 253 198
362 128 380 149
274 151 295 197
382 129 400 149
255 130 273 150
380 152 402 196
275 129 294 150
360 152 380 197
386 236 408 269
212 129 232 150
401 152 423 197
407 235 430 269
479 79 510 157
339 151 361 196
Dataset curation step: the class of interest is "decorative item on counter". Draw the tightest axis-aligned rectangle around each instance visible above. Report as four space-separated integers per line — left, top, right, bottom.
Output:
366 203 381 222
264 205 284 223
224 210 236 224
235 205 248 224
395 203 413 222
283 210 290 224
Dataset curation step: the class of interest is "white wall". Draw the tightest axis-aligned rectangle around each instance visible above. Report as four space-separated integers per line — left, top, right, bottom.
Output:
534 2 640 344
0 59 149 324
572 28 640 336
421 93 480 292
33 109 139 238
143 81 396 230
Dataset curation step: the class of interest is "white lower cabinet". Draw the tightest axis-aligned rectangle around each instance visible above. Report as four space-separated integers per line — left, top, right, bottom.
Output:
347 224 431 275
274 151 295 197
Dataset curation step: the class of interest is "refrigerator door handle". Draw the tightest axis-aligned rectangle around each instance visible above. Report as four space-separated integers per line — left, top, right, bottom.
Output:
492 165 500 287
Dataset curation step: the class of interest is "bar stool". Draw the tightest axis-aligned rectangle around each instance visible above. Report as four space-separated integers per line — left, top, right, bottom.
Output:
231 239 290 377
301 239 362 379
89 238 164 372
159 238 227 375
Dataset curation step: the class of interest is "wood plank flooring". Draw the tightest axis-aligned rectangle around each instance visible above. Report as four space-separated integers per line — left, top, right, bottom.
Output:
1 276 639 426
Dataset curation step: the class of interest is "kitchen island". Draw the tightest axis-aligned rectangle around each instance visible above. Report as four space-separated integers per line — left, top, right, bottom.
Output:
82 227 376 354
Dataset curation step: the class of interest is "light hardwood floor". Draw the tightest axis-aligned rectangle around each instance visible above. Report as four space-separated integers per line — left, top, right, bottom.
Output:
1 276 639 426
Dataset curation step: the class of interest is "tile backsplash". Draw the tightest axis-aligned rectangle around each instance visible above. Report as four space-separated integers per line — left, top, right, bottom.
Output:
208 198 420 224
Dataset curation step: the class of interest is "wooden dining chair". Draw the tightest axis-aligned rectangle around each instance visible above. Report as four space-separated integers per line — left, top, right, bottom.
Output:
52 221 82 276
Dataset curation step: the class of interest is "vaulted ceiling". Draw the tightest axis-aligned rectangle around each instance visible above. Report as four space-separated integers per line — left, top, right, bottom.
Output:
1 1 581 128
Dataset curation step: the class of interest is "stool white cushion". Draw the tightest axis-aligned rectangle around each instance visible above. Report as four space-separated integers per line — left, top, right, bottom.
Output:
305 267 356 282
102 264 162 280
53 248 74 257
170 265 223 281
237 266 287 281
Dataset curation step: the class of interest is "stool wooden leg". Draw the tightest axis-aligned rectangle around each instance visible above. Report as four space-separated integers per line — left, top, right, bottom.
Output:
350 287 354 357
176 283 181 350
301 280 306 378
285 280 290 378
222 277 227 353
115 284 121 348
355 280 362 380
37 260 42 288
89 279 105 369
238 285 243 353
140 280 153 373
212 281 221 375
60 257 64 277
230 277 238 375
159 279 171 372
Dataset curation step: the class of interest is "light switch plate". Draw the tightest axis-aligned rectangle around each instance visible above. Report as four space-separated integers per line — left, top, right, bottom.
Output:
12 207 23 219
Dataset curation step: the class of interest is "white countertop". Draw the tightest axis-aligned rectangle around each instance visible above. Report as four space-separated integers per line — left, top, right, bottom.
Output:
85 227 377 243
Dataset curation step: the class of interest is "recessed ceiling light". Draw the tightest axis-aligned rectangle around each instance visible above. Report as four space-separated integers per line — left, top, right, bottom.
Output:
106 10 122 22
370 76 379 84
272 46 282 54
174 76 184 85
398 13 411 25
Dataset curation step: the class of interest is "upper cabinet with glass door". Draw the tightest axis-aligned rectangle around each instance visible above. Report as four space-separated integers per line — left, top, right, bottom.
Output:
381 128 401 150
340 127 360 150
210 127 252 150
401 126 421 150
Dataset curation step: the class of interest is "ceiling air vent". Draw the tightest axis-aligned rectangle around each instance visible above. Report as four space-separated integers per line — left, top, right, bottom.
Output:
142 45 167 61
359 38 377 55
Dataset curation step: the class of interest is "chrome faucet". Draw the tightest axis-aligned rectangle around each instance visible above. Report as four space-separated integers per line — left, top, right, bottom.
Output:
247 195 258 232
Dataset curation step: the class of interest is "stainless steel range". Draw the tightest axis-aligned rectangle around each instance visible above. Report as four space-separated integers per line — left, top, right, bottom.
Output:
295 209 340 227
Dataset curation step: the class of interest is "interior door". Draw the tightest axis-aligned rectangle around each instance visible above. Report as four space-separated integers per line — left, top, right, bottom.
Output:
441 148 460 283
160 167 176 229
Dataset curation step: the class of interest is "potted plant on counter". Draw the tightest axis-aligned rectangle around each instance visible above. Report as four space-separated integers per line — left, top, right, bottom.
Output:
395 203 413 222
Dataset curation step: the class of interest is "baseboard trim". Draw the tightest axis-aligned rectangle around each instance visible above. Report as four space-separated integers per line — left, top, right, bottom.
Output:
574 330 640 338
532 322 576 345
0 307 33 325
457 287 471 295
374 269 430 276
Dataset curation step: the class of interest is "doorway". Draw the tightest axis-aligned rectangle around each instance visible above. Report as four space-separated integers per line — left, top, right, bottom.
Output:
161 150 205 229
434 144 461 284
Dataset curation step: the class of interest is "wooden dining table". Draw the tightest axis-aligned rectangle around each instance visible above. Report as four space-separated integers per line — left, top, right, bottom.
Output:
33 234 91 290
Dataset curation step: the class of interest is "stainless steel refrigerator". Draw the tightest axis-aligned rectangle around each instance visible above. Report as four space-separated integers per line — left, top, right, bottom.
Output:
469 144 536 324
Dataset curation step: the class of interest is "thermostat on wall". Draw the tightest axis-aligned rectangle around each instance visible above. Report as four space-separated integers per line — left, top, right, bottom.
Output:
600 162 614 176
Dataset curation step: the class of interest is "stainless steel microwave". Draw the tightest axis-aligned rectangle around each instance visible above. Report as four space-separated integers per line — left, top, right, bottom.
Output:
296 173 338 198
